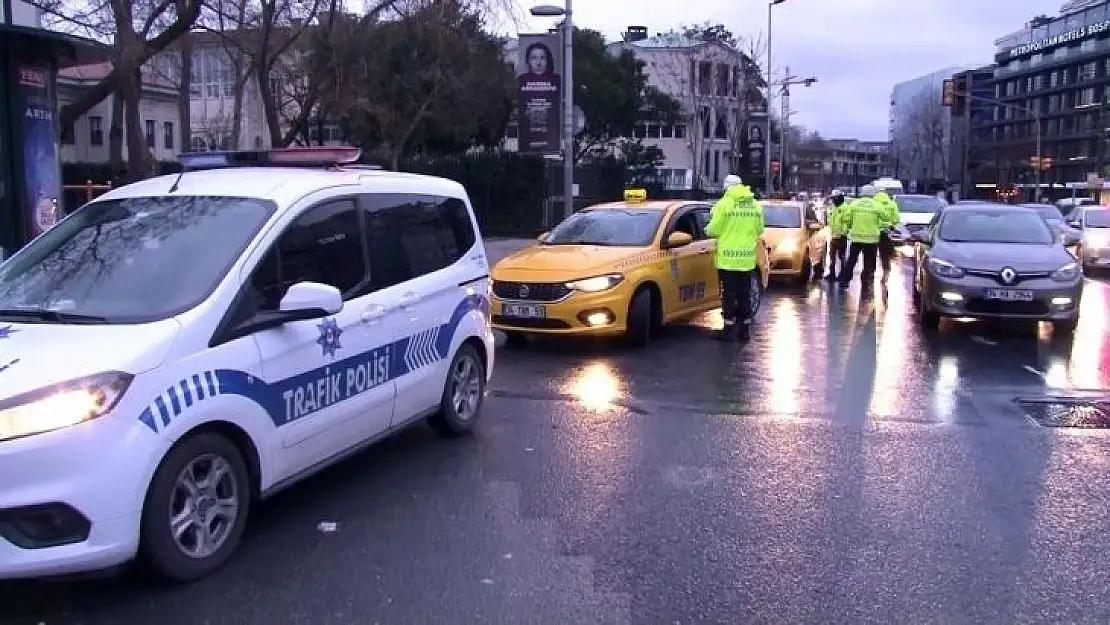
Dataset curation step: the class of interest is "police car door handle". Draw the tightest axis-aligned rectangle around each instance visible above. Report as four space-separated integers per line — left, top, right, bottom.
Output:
362 304 388 323
397 292 422 308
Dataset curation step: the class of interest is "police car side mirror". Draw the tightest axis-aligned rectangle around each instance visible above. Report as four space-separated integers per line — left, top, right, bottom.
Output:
1068 220 1082 229
1062 231 1082 247
663 231 693 248
280 281 343 316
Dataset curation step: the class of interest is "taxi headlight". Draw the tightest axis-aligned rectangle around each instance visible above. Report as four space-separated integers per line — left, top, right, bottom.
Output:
776 240 798 254
926 257 965 278
1051 262 1080 282
566 274 624 293
0 371 132 442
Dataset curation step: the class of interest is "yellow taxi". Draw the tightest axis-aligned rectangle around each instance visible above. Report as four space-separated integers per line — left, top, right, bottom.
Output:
760 199 828 284
490 189 771 345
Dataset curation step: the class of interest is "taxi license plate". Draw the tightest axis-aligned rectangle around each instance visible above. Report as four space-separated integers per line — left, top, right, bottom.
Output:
985 288 1033 301
502 303 546 318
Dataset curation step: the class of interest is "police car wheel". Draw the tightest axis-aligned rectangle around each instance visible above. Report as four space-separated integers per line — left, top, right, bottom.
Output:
428 343 486 437
139 432 251 582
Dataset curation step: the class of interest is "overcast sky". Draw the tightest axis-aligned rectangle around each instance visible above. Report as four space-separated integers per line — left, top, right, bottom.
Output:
510 0 1057 141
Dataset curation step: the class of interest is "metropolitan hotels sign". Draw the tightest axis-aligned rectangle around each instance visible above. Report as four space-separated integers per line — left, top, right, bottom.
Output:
1006 19 1110 59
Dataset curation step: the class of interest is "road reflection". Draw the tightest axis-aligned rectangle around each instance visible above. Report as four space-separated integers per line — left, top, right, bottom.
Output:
564 361 621 411
767 298 802 415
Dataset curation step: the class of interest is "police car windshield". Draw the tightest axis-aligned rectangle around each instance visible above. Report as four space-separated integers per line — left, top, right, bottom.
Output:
761 204 802 228
895 195 944 213
1086 209 1110 227
543 209 663 246
0 195 274 323
938 209 1054 245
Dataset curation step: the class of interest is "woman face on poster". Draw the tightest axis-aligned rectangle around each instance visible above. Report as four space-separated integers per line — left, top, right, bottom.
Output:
749 125 763 143
525 43 554 77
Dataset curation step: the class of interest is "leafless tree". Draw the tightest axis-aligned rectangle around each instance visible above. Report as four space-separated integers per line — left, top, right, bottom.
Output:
902 90 948 182
31 0 202 179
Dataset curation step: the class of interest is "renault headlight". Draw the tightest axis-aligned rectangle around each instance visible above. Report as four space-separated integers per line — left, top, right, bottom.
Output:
1051 262 1080 282
926 257 965 279
565 274 624 293
0 371 132 442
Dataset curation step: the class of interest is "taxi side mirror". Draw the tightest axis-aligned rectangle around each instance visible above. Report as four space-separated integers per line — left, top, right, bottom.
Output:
537 231 549 242
806 221 822 232
663 231 693 248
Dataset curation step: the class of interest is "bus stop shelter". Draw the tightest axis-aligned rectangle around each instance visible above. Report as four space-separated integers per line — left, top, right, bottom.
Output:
0 22 99 257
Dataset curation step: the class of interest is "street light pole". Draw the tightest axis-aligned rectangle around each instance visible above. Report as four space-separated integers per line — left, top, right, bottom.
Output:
764 0 785 197
561 0 574 220
531 2 574 220
1034 110 1042 202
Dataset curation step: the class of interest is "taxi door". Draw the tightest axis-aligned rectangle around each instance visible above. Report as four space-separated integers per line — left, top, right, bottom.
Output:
662 206 714 315
803 203 828 267
693 205 720 308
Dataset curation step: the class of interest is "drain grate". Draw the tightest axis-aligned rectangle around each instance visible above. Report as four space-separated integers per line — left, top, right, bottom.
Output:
1017 399 1110 428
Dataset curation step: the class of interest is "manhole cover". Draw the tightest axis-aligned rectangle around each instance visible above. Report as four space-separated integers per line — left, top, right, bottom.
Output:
1017 399 1110 428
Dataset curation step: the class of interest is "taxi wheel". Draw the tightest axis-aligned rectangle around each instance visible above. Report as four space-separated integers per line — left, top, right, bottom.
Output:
624 287 657 347
428 343 486 437
796 258 811 285
917 302 941 330
139 432 252 582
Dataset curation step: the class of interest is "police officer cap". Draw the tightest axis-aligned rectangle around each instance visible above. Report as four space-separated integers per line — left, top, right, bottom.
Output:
723 174 743 189
860 184 876 197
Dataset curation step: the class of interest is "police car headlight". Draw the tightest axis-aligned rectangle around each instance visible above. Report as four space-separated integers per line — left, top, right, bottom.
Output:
926 257 965 279
566 274 624 292
0 371 133 442
1051 262 1080 282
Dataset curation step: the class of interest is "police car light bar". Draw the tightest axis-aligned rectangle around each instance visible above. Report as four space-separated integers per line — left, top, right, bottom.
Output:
178 146 362 171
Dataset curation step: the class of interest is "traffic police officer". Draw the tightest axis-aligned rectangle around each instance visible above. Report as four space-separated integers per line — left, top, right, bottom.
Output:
706 174 764 342
825 190 849 281
874 188 901 282
838 184 893 290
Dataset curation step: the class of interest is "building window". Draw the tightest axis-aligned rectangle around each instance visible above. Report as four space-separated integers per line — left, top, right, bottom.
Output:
1079 87 1096 106
1033 74 1045 91
1081 62 1097 81
661 125 673 139
646 124 661 139
674 124 687 139
61 122 75 145
1081 38 1097 53
697 62 712 95
89 116 104 146
164 121 174 149
189 60 202 99
145 120 155 148
716 63 729 97
191 136 206 151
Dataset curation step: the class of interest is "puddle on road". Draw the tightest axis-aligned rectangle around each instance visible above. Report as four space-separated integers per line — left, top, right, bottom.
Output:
1017 399 1110 428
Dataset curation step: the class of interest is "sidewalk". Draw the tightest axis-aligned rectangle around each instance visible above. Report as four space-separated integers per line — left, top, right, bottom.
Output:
483 237 536 265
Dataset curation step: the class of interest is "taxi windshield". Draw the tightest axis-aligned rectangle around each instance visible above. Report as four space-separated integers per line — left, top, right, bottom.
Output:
761 204 802 228
543 208 663 246
0 195 274 323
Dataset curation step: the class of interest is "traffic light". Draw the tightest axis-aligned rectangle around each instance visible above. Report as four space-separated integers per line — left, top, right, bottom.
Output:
952 74 968 117
942 79 955 107
771 160 781 173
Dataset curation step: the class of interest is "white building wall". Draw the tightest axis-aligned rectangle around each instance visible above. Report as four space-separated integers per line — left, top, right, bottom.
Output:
59 90 181 165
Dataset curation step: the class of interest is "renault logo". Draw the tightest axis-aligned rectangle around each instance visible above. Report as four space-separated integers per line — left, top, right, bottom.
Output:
1000 267 1017 284
519 284 530 298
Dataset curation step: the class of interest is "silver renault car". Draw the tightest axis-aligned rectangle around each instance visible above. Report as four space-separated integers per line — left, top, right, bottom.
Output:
910 203 1083 334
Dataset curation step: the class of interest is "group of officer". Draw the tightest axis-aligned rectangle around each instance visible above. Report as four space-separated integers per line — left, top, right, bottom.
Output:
705 177 901 343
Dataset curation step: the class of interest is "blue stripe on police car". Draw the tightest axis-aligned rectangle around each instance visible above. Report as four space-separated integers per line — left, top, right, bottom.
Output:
137 294 487 433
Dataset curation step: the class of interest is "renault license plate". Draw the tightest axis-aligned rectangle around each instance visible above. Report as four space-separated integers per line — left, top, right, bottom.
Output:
502 303 546 318
985 288 1033 301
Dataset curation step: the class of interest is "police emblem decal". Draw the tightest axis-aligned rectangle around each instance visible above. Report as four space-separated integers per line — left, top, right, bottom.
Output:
670 258 680 281
316 317 343 359
1000 267 1016 284
0 325 16 339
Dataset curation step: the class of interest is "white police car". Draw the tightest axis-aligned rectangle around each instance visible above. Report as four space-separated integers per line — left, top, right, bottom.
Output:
0 147 495 581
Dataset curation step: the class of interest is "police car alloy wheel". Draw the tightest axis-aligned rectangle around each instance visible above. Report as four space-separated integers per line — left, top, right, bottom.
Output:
428 344 486 437
139 432 252 582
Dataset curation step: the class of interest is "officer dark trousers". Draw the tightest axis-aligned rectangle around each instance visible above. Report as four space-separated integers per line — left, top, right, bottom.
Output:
878 231 895 279
718 268 754 340
827 236 847 280
839 241 878 286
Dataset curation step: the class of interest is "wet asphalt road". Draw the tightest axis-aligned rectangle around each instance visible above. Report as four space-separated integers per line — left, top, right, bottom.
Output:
5 249 1110 624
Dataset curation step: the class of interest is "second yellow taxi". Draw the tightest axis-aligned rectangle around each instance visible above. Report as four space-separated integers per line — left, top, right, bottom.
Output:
491 189 771 345
760 199 828 284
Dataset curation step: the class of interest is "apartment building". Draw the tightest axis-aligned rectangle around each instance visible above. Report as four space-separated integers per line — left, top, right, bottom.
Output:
58 63 180 164
610 27 756 192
